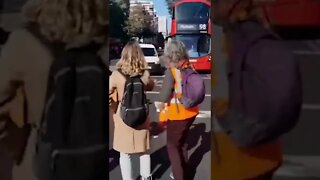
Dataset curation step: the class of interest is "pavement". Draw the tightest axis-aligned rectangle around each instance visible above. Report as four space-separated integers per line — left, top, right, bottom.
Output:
109 61 212 180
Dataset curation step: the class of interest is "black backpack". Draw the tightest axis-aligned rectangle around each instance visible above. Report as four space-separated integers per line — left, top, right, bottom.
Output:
119 71 149 128
27 26 108 180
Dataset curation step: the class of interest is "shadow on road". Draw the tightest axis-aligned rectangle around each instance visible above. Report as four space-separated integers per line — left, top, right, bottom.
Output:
187 123 211 180
151 123 210 180
149 121 166 136
151 146 171 179
109 122 210 179
109 149 119 172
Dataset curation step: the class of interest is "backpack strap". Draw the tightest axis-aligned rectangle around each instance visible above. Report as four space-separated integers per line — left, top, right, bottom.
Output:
25 24 76 133
170 68 181 113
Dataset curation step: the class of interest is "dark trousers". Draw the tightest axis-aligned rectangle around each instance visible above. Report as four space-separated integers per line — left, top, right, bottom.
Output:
0 145 14 180
166 116 196 180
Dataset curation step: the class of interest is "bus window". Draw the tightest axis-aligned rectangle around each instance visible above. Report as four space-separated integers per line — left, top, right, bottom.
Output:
174 34 210 58
175 2 210 21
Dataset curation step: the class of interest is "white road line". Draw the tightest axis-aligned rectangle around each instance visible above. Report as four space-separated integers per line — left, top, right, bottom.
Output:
293 51 320 55
151 75 211 79
303 104 320 110
275 155 320 178
307 41 320 52
146 91 161 94
153 80 163 87
151 75 164 78
197 111 211 118
202 77 211 80
146 91 211 97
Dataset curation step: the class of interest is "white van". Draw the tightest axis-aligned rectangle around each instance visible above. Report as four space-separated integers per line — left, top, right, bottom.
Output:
139 43 162 74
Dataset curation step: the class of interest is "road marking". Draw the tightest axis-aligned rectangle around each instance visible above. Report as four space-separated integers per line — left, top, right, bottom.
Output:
307 41 320 52
153 80 163 87
151 75 211 79
303 104 320 110
146 91 211 97
293 51 320 55
197 111 211 118
275 155 320 178
146 91 161 94
151 75 164 78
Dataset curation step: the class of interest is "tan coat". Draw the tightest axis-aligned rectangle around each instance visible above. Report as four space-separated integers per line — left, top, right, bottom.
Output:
0 28 105 180
109 70 154 154
0 29 53 180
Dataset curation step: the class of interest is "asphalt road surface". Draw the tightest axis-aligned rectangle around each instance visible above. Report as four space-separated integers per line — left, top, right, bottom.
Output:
272 40 320 180
109 64 212 179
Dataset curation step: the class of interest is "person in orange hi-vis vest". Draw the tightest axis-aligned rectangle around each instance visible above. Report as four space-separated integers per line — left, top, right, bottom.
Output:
212 1 283 180
155 40 199 180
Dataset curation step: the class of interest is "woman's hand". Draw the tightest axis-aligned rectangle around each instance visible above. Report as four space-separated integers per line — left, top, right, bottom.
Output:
145 79 155 91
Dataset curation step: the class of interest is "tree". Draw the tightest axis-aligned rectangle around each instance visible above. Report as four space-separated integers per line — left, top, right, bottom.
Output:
126 4 153 38
109 0 129 40
165 0 175 15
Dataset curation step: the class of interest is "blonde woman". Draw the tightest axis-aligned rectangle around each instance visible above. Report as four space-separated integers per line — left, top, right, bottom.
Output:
0 0 108 179
109 41 154 180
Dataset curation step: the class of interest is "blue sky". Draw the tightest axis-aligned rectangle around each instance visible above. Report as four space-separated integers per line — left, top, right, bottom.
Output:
154 0 172 32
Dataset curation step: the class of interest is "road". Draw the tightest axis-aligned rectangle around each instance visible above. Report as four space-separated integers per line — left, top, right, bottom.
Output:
272 40 320 180
109 62 212 180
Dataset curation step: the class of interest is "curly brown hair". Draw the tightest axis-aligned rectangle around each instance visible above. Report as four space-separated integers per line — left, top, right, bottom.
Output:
22 0 108 44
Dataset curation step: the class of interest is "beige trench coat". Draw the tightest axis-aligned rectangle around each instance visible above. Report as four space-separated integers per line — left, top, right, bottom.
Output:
0 29 53 180
0 28 107 180
109 70 154 154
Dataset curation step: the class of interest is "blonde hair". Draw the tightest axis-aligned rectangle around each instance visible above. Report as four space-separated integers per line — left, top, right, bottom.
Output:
163 40 189 66
22 0 108 44
116 41 147 76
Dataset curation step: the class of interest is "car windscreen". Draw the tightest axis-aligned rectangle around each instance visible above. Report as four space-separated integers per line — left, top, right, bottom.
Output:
142 47 157 56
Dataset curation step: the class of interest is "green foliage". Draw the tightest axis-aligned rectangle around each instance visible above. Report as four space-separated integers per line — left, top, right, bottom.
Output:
109 0 129 40
126 4 153 38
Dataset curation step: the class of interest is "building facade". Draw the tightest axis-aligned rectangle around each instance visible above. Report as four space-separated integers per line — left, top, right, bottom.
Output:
130 0 158 33
129 0 155 16
157 16 168 37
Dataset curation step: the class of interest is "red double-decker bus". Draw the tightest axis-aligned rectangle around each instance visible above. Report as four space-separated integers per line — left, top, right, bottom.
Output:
170 0 211 71
261 0 320 38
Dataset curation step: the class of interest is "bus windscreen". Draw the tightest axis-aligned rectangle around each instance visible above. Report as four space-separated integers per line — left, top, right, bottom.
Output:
175 2 210 21
174 34 210 58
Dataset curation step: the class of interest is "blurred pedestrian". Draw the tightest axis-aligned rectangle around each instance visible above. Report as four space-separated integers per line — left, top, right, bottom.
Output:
156 40 204 180
109 41 154 180
0 27 9 45
212 0 302 179
0 0 108 179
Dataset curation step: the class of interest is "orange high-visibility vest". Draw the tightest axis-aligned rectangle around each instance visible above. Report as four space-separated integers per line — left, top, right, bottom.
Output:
166 68 199 121
159 104 168 123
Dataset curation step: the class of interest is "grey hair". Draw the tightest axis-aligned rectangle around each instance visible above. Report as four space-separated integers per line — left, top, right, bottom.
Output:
163 40 189 65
